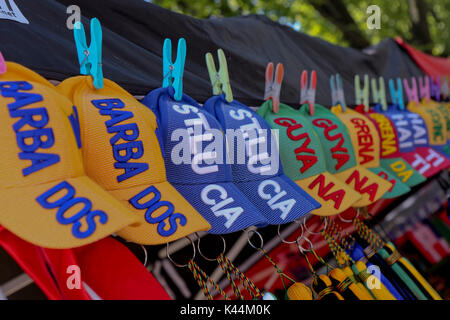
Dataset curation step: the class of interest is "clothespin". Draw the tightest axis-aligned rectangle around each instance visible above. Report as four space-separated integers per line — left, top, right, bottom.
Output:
371 77 387 111
330 73 346 111
74 18 103 89
429 76 441 102
389 78 405 110
418 76 430 101
205 48 233 102
441 79 449 100
300 70 316 115
402 77 419 104
0 51 6 75
264 62 284 113
162 38 186 101
355 75 369 111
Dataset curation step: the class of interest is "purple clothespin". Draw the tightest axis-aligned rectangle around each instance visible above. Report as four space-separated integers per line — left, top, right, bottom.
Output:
403 77 419 104
430 76 441 102
0 51 6 75
418 76 430 101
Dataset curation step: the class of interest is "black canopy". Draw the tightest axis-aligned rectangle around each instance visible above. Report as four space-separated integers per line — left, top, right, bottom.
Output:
2 0 425 106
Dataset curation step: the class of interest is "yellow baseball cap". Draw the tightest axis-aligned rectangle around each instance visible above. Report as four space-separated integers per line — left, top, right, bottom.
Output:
57 76 211 244
0 62 139 248
299 104 391 207
331 106 411 199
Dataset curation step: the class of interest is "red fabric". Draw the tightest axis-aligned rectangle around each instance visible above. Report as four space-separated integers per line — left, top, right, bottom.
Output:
0 228 62 300
72 237 171 300
396 37 450 77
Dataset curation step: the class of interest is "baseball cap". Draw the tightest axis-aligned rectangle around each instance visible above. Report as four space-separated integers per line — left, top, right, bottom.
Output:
257 100 361 216
355 105 426 187
299 104 391 207
374 103 450 178
56 76 211 244
203 94 320 224
141 87 268 233
407 100 450 157
330 105 410 199
0 62 138 248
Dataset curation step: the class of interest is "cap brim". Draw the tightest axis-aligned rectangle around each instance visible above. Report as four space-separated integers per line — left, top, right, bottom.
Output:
334 165 392 207
172 181 269 234
110 181 211 244
294 172 361 216
379 158 426 187
401 147 450 178
234 174 321 224
368 167 410 199
0 176 138 249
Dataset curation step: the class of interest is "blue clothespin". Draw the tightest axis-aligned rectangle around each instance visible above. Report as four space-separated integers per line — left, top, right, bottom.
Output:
330 73 346 111
162 38 186 101
74 18 103 89
389 78 405 110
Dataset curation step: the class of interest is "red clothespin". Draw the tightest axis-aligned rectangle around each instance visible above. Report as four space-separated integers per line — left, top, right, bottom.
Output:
418 76 430 101
264 62 284 113
430 76 441 102
403 77 419 104
300 70 316 115
0 51 6 75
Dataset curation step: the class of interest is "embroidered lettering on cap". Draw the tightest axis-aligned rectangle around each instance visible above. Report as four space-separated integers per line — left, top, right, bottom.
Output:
307 174 345 209
349 117 375 165
345 170 378 201
36 181 108 239
274 117 317 173
129 186 187 237
0 81 60 176
312 118 350 170
368 113 398 156
389 160 413 182
257 179 296 220
91 98 149 182
423 108 444 143
229 108 272 174
406 113 427 146
390 114 413 149
201 184 243 229
173 103 219 174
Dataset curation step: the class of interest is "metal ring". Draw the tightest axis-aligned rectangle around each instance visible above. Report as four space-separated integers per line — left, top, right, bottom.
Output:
297 236 314 254
338 208 360 224
247 229 264 250
166 236 196 268
197 234 226 262
277 219 304 244
303 216 328 235
140 244 148 267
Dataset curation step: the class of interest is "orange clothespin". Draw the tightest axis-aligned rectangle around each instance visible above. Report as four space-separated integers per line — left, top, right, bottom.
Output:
300 70 317 115
264 62 284 113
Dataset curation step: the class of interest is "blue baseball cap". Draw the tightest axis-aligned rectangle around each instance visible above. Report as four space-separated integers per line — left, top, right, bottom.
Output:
141 87 268 234
203 94 321 224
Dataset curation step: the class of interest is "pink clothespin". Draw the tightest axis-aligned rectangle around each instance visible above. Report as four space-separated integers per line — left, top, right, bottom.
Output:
418 76 430 101
0 51 6 75
403 77 419 104
430 76 441 102
300 70 316 115
264 62 284 113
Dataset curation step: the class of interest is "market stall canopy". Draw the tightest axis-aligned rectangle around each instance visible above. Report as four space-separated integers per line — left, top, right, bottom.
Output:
0 0 434 106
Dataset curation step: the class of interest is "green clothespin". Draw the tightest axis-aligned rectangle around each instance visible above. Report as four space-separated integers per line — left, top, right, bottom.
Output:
355 75 369 112
371 77 387 111
205 49 233 102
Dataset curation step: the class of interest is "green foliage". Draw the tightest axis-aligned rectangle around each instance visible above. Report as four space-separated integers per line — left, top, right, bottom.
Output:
150 0 449 56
